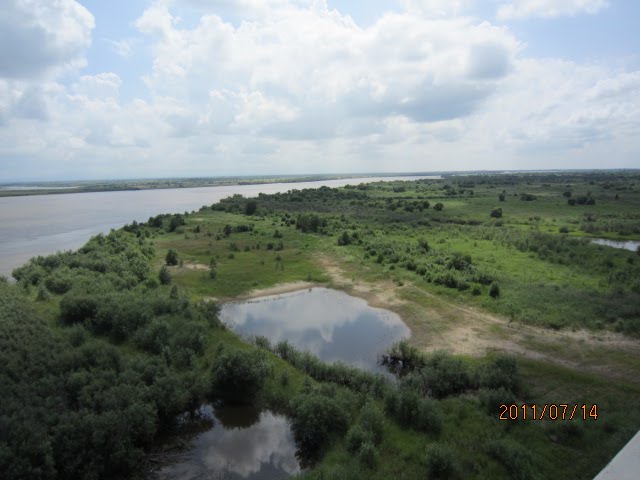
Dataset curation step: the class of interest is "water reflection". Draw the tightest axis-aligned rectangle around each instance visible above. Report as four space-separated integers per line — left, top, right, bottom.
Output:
156 405 300 480
221 288 410 375
591 238 640 252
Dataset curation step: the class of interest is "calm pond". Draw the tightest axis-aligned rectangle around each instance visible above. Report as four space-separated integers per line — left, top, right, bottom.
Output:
591 238 640 252
154 404 300 480
0 176 433 278
220 287 411 376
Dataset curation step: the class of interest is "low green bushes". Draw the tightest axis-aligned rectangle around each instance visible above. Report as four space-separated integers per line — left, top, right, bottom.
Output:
290 388 351 456
487 439 536 480
425 443 457 479
210 347 271 403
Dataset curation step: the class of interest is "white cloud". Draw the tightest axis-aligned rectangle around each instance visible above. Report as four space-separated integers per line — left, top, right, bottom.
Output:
136 1 520 141
497 0 609 21
0 0 638 179
103 38 134 58
398 0 474 17
73 73 122 99
469 58 640 163
0 0 94 79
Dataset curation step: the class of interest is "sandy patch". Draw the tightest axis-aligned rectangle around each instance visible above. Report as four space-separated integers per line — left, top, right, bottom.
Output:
183 262 210 271
229 281 318 301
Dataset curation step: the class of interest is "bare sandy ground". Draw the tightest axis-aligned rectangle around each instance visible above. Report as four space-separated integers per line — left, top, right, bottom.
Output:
231 281 317 301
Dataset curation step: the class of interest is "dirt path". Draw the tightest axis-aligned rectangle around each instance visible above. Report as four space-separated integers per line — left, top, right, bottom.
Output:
316 255 640 385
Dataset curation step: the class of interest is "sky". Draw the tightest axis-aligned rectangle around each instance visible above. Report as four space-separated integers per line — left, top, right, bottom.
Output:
0 0 639 181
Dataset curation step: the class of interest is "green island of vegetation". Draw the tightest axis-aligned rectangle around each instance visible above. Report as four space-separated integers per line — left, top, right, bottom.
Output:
2 171 640 479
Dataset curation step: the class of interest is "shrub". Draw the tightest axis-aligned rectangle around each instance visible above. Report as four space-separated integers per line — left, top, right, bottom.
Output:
434 203 444 211
59 293 99 324
478 388 517 416
490 208 503 218
36 284 51 301
418 238 430 252
296 213 326 233
489 283 500 298
290 392 350 454
487 439 536 480
134 320 170 354
196 300 222 328
498 193 506 202
357 441 377 468
425 444 457 479
346 424 371 453
383 340 425 372
44 269 75 294
173 322 206 355
568 198 576 206
337 231 352 246
244 200 257 215
210 348 270 403
359 401 385 445
480 356 521 394
169 215 185 232
165 249 179 266
420 352 472 398
384 387 443 433
158 266 171 285
253 335 271 350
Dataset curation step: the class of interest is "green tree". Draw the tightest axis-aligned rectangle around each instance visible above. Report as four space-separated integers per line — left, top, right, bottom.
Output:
210 348 270 403
337 231 352 246
244 200 257 215
434 203 444 211
290 393 350 454
159 265 172 285
165 248 179 266
490 207 503 218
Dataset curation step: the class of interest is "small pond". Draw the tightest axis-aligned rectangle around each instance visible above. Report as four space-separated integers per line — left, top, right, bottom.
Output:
154 404 300 480
220 287 411 376
591 238 640 252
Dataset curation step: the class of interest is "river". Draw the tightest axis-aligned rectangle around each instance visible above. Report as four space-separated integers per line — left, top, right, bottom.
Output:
0 176 433 278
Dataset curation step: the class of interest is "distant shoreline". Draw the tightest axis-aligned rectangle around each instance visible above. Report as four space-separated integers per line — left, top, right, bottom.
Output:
0 174 363 198
1 169 638 198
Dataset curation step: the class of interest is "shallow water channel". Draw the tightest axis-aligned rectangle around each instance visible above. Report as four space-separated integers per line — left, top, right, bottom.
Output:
156 288 410 480
590 238 640 252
